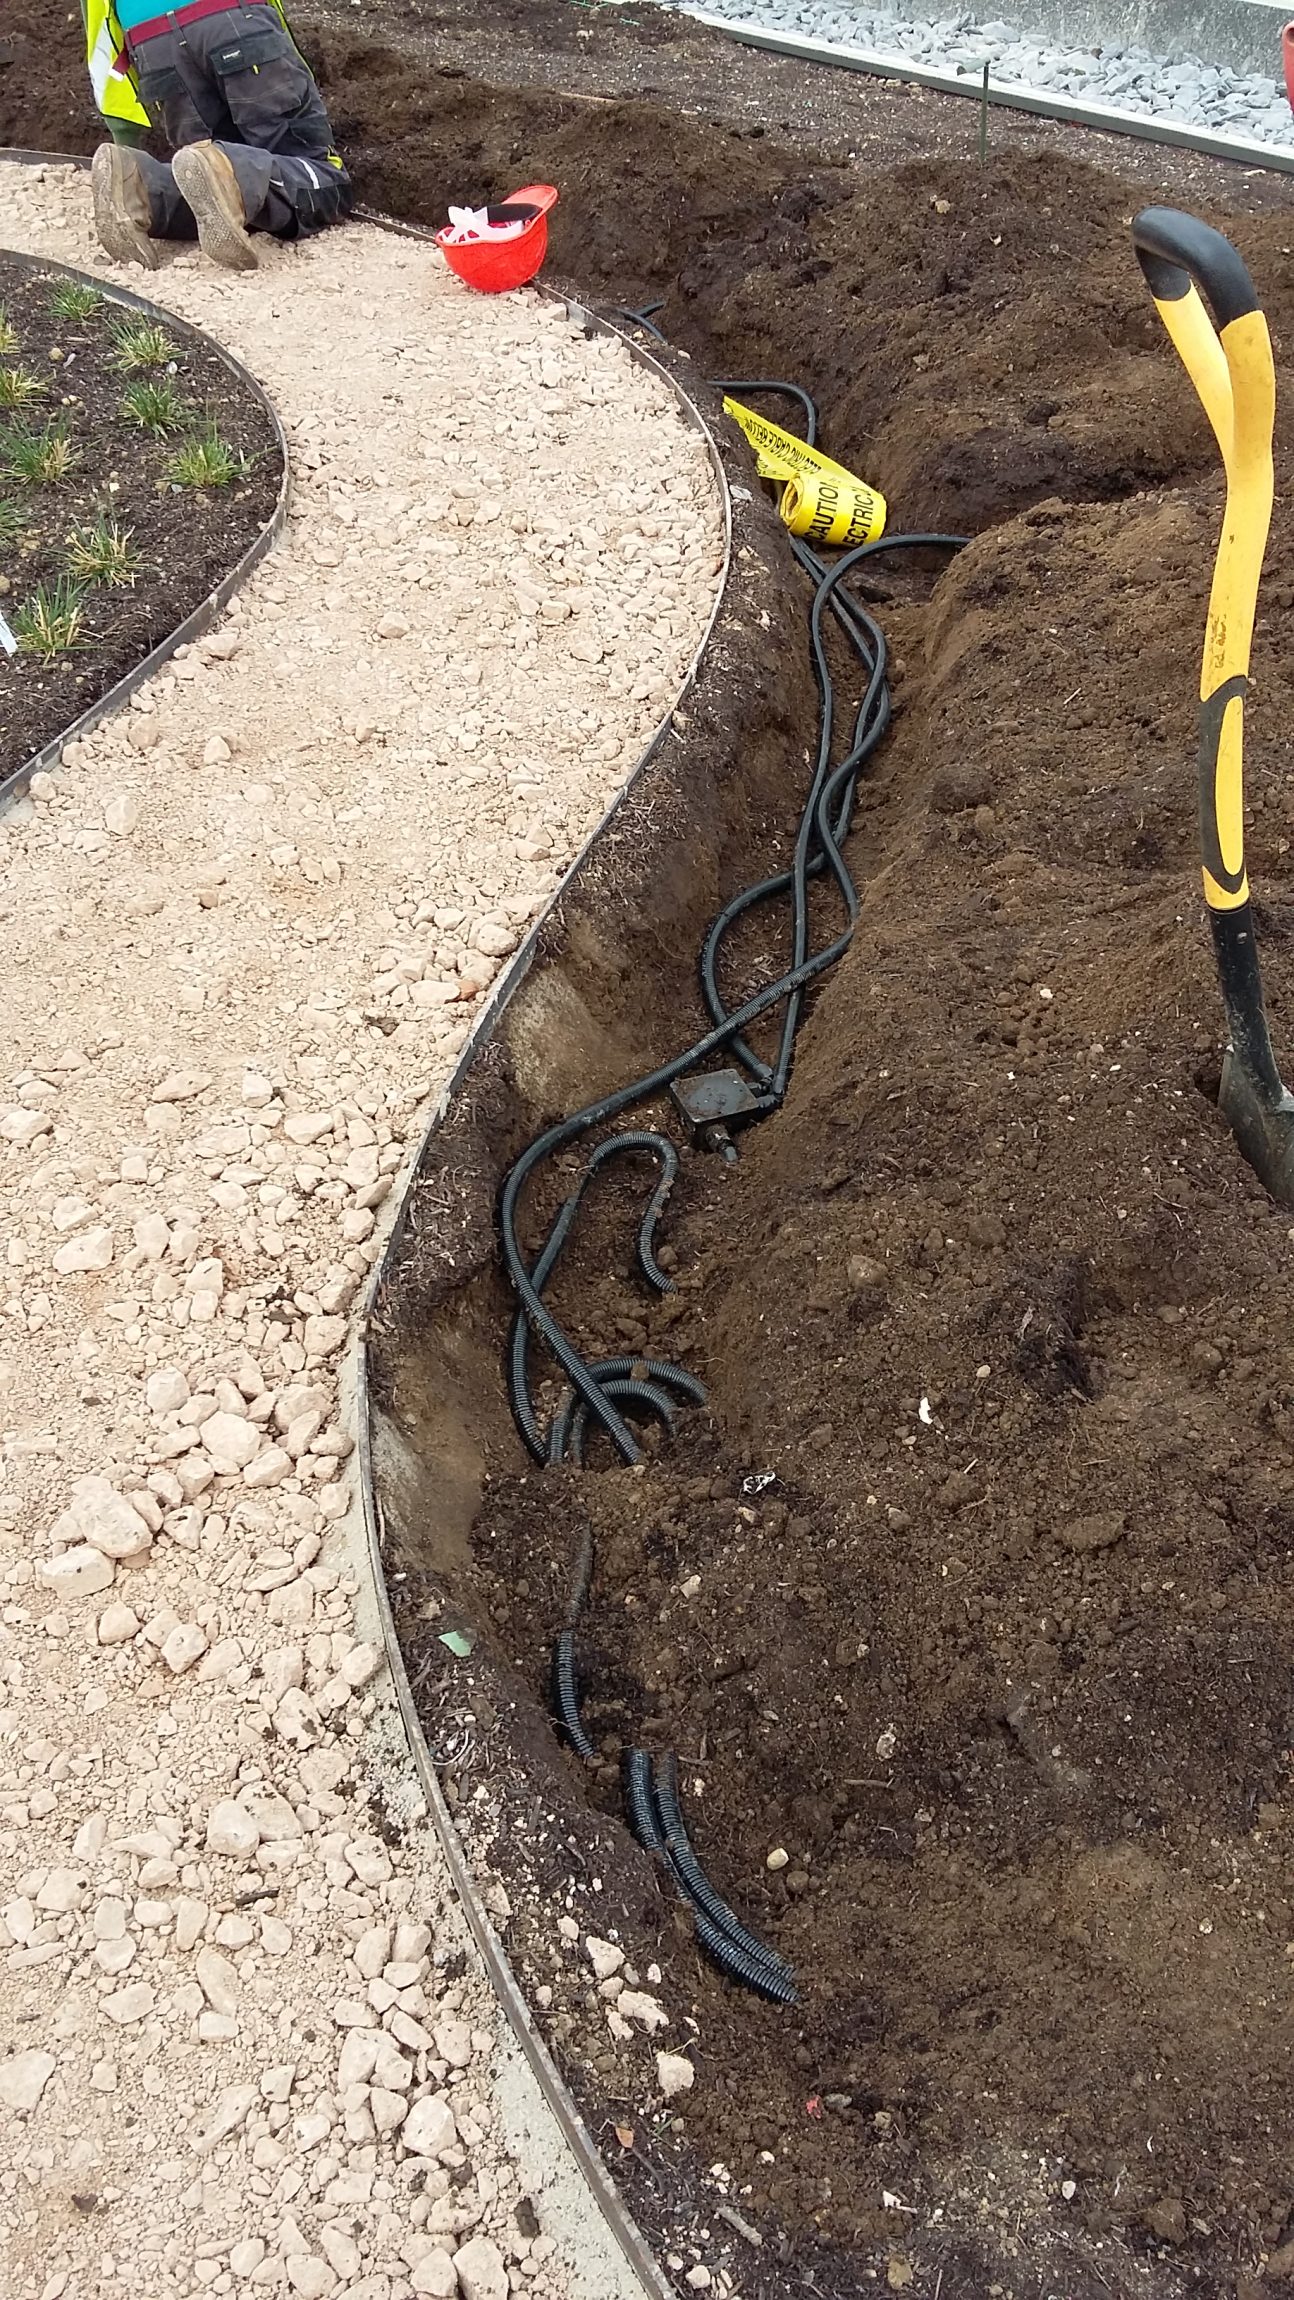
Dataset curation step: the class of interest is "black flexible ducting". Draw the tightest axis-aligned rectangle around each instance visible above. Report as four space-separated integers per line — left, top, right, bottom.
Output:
625 1747 668 1854
653 1754 796 1999
503 528 963 1467
508 1131 690 1464
517 358 964 1996
553 1629 595 1760
626 1747 797 2001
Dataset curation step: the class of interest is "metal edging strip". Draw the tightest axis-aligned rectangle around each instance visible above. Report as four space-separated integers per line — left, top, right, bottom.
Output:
0 170 291 809
349 231 732 2300
680 10 1294 175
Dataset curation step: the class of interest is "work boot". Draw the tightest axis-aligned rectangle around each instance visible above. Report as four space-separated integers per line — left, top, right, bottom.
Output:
90 141 163 271
172 142 258 273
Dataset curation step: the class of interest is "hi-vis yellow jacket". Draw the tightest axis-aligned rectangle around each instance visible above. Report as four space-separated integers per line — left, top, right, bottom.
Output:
84 0 151 129
84 0 295 130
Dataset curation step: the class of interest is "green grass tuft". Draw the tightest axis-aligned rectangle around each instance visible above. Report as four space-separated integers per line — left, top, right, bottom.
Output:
0 367 47 411
167 425 247 488
109 316 179 372
0 496 29 551
119 375 189 435
46 279 104 323
1 416 80 485
63 512 141 588
12 576 86 659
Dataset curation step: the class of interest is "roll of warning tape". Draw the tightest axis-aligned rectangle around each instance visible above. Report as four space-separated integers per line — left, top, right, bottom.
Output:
780 466 886 549
722 396 887 550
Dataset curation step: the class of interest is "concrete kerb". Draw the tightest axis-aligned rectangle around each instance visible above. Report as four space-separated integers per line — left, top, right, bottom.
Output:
844 0 1293 80
682 9 1294 171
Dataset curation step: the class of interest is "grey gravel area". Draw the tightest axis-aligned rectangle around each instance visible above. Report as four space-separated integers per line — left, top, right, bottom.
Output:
671 0 1294 146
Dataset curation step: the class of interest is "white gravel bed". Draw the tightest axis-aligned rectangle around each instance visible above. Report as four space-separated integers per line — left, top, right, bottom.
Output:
675 0 1294 147
0 161 724 2300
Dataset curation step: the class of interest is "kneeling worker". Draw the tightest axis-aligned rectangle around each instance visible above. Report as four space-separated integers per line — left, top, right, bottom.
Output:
83 0 351 273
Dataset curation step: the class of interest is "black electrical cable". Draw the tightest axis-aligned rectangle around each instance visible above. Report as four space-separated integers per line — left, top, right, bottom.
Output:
625 1747 668 1853
507 358 965 1999
508 1131 689 1464
653 1754 796 1999
625 1749 796 1997
502 529 963 1468
552 1629 595 1760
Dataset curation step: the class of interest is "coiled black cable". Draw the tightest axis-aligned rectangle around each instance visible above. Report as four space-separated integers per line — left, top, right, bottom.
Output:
516 355 964 1995
502 529 962 1467
508 1131 693 1465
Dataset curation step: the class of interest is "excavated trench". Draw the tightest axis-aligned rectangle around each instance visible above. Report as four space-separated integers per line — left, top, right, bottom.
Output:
9 7 1294 2294
363 115 1294 2300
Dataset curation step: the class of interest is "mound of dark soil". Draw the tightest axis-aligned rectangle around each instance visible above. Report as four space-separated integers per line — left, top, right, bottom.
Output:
351 49 1294 2300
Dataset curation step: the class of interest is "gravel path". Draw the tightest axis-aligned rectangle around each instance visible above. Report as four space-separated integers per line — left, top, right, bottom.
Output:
677 0 1294 147
0 161 723 2300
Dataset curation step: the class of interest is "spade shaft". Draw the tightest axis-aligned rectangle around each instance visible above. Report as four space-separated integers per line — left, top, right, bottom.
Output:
1132 206 1294 1203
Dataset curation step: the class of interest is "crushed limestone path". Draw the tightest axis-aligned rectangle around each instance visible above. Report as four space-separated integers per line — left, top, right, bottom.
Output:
0 162 723 2300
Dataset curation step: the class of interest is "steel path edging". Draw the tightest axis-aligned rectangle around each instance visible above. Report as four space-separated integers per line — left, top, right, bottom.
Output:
0 174 290 809
350 283 732 2300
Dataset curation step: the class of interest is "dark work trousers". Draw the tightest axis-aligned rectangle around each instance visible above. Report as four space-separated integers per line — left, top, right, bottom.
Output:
125 5 351 242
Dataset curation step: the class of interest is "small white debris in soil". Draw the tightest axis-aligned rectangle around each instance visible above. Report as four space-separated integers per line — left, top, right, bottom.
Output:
657 2050 695 2098
765 1847 789 1872
584 1935 625 1981
617 1989 670 2033
876 1726 898 1762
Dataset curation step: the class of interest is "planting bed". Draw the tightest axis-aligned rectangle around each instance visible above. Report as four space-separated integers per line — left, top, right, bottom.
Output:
0 250 280 778
9 3 1294 2297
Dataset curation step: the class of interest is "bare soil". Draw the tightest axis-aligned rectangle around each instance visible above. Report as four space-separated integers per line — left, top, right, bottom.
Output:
1 250 280 776
12 4 1294 2296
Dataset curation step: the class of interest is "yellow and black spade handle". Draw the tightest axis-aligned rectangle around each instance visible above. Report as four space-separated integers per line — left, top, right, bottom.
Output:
1134 208 1294 1196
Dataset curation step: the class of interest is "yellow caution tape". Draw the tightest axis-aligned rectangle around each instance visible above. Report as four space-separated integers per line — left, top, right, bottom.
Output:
723 396 887 548
780 467 885 549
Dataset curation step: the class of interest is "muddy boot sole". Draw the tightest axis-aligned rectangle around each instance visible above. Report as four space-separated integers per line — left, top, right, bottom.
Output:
90 143 164 271
172 144 259 273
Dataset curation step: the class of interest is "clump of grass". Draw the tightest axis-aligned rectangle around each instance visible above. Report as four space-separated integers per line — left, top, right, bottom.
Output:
64 512 140 588
120 375 189 435
168 424 246 488
46 279 103 323
0 306 17 355
0 367 47 411
1 416 79 485
109 315 178 371
0 497 28 550
12 577 86 660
